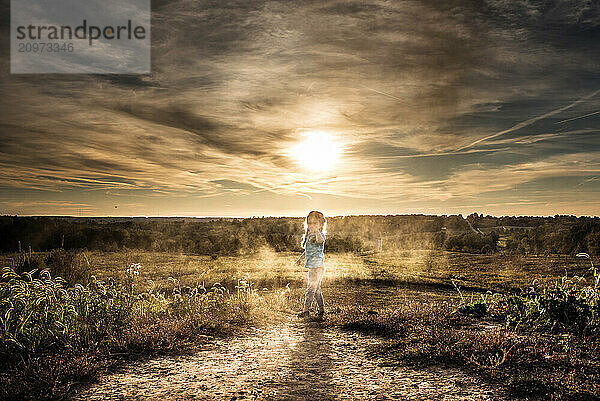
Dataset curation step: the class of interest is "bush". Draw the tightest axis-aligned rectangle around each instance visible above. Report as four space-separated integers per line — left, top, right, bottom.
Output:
458 299 488 318
499 255 599 336
443 232 498 254
12 253 44 275
508 376 551 398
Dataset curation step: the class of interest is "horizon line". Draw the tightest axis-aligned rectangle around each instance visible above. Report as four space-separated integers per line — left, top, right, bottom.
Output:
2 213 599 219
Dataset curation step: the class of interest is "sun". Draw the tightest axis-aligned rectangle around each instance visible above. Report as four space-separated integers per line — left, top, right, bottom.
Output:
290 131 342 172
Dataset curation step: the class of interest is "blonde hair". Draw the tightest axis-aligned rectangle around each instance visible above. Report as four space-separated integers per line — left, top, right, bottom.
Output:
302 210 326 245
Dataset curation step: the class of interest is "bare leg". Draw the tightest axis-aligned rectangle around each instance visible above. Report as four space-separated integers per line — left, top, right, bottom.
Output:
314 285 324 312
304 266 325 312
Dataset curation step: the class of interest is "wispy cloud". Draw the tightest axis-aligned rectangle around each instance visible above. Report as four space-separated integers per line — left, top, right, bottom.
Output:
455 88 600 151
444 152 600 196
557 110 600 124
0 0 599 216
576 176 599 187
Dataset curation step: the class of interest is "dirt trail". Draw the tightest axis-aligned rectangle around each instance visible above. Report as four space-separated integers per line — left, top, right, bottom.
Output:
73 315 507 401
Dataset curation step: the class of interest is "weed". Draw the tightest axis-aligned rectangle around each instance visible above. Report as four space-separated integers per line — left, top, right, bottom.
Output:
458 299 488 318
44 249 91 284
499 254 599 336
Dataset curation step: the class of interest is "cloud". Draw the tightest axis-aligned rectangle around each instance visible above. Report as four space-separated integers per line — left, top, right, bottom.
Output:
455 88 600 151
556 110 600 124
443 152 600 197
0 0 599 215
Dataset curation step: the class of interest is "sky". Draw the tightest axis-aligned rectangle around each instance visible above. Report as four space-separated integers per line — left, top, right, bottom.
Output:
0 0 599 217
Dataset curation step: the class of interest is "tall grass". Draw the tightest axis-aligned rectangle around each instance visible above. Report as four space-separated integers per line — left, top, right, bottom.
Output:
0 267 134 357
0 263 291 400
10 249 91 284
1 267 290 359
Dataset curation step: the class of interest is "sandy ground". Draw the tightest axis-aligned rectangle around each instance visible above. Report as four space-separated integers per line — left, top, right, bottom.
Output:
73 313 507 401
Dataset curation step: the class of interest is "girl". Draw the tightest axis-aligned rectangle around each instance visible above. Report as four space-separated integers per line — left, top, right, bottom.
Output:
296 210 327 320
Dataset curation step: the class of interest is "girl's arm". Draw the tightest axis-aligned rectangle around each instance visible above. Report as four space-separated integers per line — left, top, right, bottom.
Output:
308 226 325 244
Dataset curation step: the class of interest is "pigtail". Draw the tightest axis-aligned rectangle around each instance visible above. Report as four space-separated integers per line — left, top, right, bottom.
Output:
301 230 309 248
301 218 309 248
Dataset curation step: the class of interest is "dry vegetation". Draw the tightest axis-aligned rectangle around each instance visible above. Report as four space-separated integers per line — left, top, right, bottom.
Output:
1 245 598 400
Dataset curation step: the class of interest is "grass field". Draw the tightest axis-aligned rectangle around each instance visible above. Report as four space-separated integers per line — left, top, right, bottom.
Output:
81 248 590 291
1 248 599 400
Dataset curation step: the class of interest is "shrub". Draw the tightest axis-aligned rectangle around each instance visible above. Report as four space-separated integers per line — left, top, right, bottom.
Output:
508 376 551 398
458 299 488 318
12 252 44 275
499 254 599 336
325 235 364 253
443 232 498 254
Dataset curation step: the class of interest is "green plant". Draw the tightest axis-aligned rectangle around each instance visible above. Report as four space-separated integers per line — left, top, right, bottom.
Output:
577 252 599 288
0 266 134 357
458 299 488 318
499 254 599 336
453 281 494 318
0 263 290 364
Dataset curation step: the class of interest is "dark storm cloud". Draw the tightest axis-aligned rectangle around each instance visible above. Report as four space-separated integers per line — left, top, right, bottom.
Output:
0 0 599 215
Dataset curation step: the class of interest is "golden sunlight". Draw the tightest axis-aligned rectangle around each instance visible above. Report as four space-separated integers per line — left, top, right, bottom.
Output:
290 131 342 172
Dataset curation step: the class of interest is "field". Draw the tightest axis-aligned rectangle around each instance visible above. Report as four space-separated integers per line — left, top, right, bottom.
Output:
1 247 599 400
76 248 593 296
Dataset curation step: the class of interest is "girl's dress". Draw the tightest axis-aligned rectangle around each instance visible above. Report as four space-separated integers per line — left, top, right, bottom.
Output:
303 232 326 312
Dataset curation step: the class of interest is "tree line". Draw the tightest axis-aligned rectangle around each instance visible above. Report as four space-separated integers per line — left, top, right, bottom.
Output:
0 214 598 255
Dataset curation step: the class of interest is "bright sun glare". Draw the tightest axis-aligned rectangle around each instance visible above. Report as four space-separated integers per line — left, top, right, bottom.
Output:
291 131 342 172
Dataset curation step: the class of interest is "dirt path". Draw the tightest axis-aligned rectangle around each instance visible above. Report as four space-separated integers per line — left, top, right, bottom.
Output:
73 315 507 401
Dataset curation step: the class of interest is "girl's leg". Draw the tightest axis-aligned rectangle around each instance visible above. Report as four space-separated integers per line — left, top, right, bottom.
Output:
303 268 318 312
314 286 324 312
315 266 325 312
303 266 326 313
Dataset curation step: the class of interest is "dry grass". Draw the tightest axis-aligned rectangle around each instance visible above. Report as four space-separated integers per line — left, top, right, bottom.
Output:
80 248 588 293
327 299 600 400
1 248 597 400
